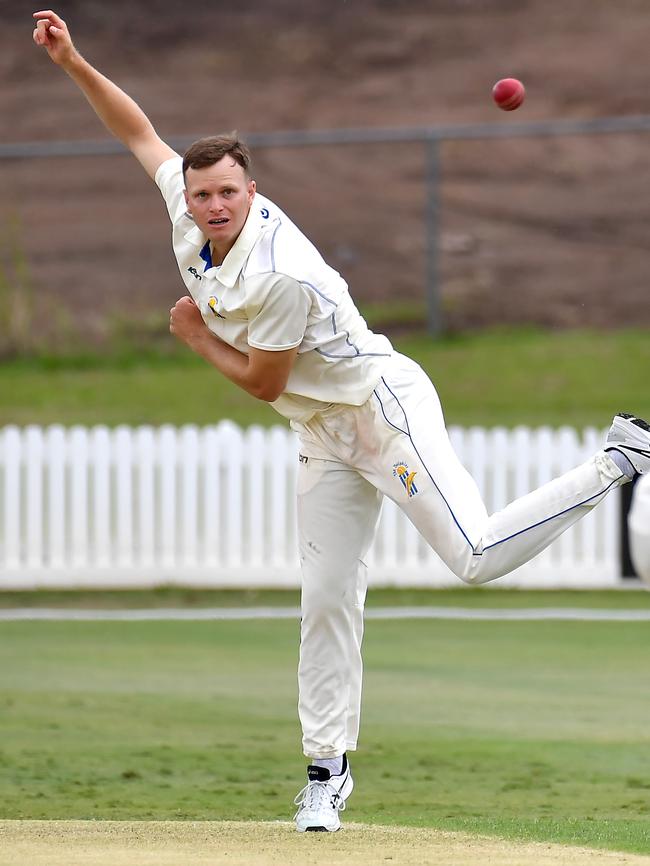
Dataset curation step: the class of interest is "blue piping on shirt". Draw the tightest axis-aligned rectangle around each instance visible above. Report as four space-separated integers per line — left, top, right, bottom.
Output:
300 280 384 358
269 221 281 272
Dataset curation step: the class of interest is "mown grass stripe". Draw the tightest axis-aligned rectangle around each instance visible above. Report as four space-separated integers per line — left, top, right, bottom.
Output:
1 606 650 621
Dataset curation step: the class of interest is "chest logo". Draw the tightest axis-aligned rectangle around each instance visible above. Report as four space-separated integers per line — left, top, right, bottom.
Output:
187 266 202 281
208 296 225 319
393 463 418 498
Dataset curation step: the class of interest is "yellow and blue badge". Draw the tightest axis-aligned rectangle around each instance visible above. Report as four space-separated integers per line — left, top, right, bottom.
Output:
207 296 225 319
393 463 418 498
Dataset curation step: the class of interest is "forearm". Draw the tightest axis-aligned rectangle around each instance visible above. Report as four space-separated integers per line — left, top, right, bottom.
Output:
169 297 294 401
62 52 154 147
34 12 174 178
187 330 268 401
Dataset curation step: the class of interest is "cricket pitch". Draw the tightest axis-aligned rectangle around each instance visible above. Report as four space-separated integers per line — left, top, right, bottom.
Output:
1 820 648 866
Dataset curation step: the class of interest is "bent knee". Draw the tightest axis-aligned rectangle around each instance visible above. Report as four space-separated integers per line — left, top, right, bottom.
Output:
452 555 505 586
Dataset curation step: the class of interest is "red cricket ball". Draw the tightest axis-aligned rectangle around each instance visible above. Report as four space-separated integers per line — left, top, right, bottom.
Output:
492 78 525 111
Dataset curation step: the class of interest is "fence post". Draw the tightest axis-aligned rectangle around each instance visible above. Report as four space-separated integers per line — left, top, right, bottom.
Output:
46 425 66 569
179 425 200 567
114 426 134 568
158 425 178 570
25 426 44 569
69 426 89 569
620 476 640 579
2 427 21 569
135 426 155 568
91 426 112 568
425 138 442 337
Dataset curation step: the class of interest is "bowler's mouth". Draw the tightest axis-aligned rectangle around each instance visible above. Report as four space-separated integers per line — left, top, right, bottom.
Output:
208 217 229 226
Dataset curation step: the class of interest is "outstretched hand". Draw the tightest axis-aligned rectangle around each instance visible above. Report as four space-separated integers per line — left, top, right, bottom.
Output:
32 10 76 67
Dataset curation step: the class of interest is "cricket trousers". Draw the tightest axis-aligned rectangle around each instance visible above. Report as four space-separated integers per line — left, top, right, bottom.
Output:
292 353 628 759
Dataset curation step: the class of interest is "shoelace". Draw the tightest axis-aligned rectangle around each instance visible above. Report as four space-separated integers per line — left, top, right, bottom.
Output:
293 780 347 817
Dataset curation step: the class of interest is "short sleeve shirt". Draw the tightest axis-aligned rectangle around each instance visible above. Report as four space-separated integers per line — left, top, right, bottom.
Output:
155 156 392 422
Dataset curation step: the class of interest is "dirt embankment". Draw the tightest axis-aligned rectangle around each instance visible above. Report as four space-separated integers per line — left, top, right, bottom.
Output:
2 1 650 347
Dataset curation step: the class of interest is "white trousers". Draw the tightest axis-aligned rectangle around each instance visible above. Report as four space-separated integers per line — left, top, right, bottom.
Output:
293 353 627 758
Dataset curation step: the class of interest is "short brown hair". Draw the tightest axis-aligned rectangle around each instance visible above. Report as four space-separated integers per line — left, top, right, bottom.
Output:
182 134 252 177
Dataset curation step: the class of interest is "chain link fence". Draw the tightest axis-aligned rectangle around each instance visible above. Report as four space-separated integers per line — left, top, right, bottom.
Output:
1 116 650 353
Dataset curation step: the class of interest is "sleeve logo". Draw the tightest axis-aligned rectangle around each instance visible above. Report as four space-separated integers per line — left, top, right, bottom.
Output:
393 462 418 498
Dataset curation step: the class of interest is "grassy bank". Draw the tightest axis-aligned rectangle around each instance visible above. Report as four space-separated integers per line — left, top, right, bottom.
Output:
1 328 648 428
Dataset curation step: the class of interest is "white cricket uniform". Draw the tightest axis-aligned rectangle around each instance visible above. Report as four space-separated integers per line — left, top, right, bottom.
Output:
155 156 629 759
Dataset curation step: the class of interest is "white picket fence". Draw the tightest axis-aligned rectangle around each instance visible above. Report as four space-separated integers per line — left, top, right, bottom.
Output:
0 423 622 590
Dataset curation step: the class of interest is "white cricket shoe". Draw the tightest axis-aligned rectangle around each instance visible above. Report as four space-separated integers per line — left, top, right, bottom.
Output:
605 413 650 476
294 755 354 832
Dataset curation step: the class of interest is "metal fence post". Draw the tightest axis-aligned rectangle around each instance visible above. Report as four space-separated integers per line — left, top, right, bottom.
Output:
620 476 640 580
425 138 441 336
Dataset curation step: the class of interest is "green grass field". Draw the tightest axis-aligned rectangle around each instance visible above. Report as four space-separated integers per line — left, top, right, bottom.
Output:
1 327 649 427
1 602 649 855
0 587 649 609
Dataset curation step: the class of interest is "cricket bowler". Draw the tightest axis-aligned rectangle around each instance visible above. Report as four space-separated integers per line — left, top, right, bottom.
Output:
34 9 650 832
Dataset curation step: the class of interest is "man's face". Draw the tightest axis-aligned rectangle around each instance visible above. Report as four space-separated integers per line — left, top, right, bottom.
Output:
183 157 256 261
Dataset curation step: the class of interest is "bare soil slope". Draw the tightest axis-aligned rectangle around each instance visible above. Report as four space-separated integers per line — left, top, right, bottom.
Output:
3 1 650 345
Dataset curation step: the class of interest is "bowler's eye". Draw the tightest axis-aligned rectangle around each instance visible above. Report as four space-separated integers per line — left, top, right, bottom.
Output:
223 189 234 197
197 192 208 199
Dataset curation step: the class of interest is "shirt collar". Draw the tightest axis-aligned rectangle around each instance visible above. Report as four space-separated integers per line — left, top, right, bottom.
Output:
182 194 267 288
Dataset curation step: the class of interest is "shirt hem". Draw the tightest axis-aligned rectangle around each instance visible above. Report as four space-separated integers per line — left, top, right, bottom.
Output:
247 339 302 352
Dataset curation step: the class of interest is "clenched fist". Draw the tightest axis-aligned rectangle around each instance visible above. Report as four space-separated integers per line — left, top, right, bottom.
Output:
169 296 210 347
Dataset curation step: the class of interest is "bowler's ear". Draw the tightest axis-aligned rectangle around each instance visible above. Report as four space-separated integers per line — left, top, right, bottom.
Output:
183 188 191 212
248 178 256 202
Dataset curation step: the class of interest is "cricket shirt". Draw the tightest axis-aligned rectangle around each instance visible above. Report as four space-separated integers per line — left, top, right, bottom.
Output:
155 156 393 422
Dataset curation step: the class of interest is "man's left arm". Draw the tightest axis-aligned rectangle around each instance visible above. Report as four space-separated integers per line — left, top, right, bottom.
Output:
169 296 297 402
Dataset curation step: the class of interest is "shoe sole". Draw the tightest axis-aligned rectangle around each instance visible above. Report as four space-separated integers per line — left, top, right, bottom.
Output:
297 818 341 833
606 414 650 475
613 413 650 434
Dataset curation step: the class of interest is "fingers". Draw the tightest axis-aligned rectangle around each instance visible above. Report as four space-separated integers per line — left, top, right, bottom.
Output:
33 19 52 47
32 10 67 47
169 296 199 334
169 298 184 320
32 10 66 28
171 296 196 311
